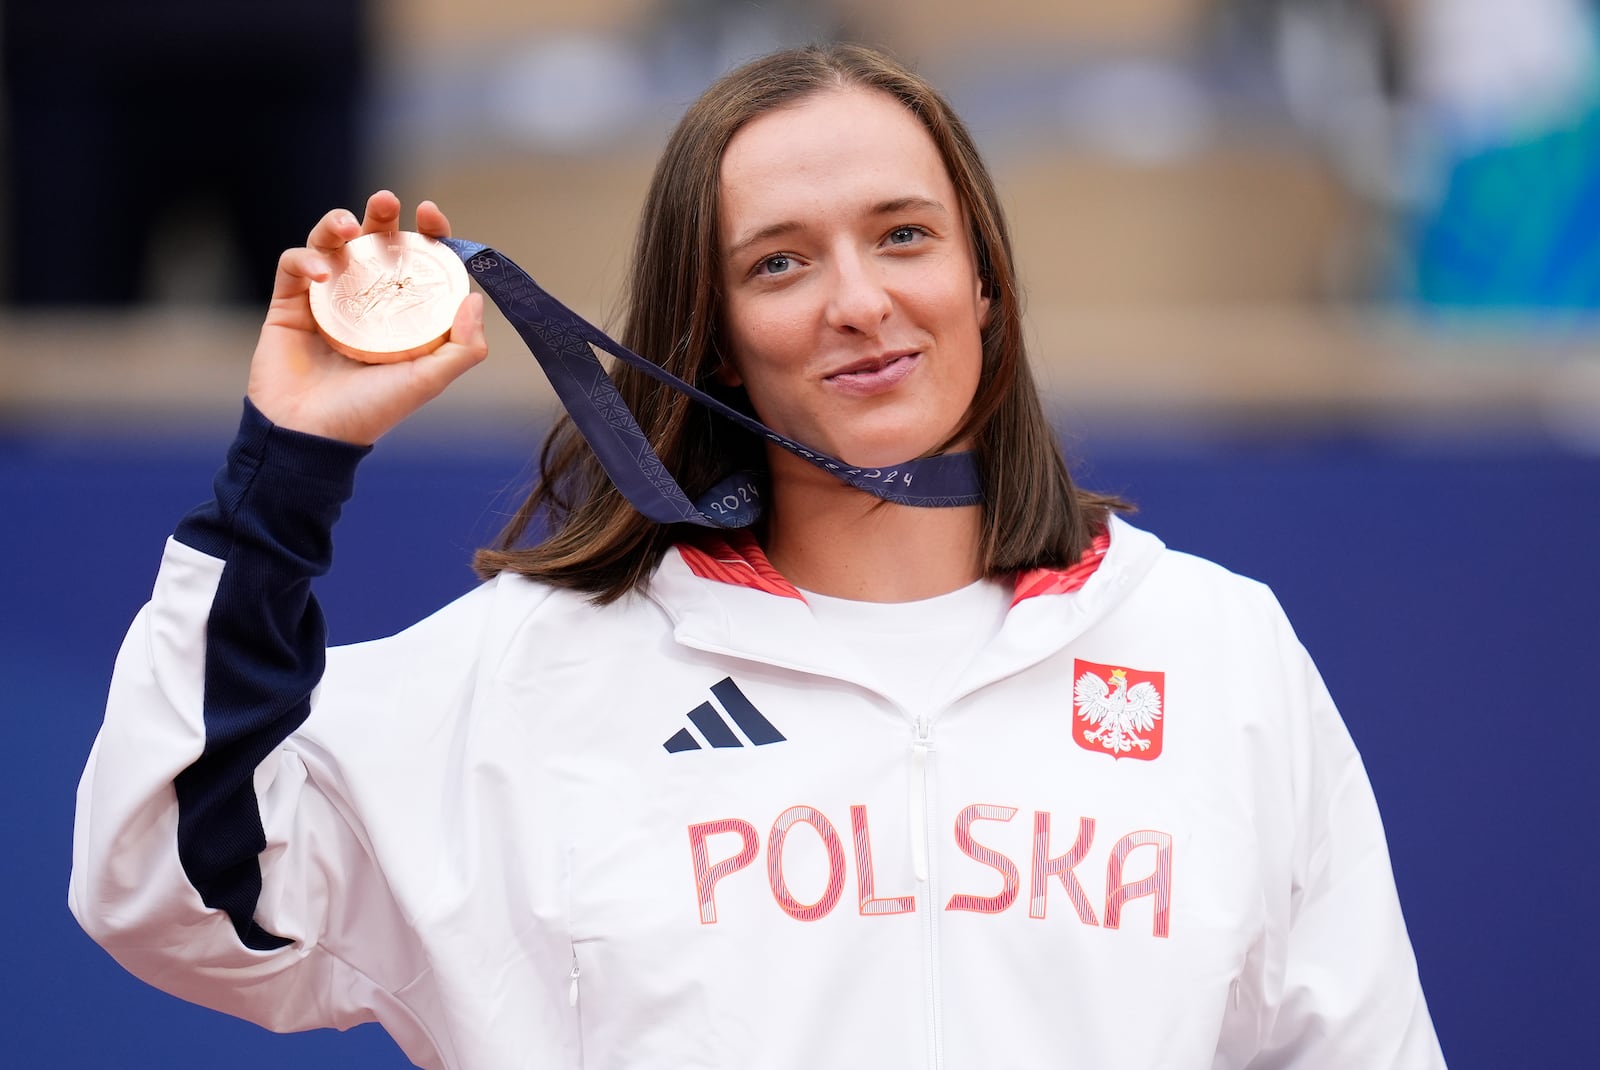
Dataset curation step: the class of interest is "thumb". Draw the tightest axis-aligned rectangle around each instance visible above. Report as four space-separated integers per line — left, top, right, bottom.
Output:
409 292 489 394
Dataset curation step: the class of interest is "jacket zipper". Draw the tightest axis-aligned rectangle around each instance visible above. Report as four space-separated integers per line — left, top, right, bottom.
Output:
911 714 943 1070
568 952 585 1067
565 843 586 1066
910 716 932 882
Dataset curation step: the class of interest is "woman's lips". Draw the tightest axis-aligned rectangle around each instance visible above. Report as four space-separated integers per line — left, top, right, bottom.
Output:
824 352 921 396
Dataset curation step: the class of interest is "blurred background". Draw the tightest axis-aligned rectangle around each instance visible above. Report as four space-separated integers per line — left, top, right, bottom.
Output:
2 0 1596 1066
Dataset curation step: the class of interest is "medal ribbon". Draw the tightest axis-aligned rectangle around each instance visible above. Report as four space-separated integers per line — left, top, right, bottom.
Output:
439 237 983 528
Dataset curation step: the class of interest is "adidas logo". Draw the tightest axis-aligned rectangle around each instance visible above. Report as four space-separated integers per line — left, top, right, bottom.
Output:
664 677 787 753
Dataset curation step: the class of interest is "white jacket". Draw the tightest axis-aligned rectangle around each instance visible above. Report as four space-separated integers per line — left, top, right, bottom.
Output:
70 406 1445 1069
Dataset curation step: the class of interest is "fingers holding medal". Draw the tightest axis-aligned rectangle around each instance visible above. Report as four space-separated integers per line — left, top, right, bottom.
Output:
250 192 485 445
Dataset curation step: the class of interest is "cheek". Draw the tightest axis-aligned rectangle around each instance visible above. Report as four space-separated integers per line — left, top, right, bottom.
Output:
938 293 988 409
721 299 811 388
716 296 761 388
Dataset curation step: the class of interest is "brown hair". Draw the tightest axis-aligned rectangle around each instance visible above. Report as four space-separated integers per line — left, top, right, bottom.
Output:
474 43 1125 601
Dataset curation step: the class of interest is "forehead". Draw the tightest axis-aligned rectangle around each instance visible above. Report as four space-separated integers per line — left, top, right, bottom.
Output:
717 87 958 242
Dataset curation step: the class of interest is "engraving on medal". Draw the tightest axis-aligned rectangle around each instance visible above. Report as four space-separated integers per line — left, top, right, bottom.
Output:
309 231 470 363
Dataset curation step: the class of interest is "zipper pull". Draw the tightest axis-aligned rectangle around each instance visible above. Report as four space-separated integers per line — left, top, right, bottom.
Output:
909 716 932 883
568 957 581 1007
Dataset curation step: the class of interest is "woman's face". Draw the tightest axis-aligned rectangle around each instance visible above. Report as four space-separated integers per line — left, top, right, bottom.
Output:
716 87 989 471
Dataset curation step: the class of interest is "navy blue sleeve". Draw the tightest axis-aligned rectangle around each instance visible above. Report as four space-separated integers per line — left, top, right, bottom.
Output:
172 399 371 950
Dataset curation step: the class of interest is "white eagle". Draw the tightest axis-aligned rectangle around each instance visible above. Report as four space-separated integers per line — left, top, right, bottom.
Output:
1073 668 1163 754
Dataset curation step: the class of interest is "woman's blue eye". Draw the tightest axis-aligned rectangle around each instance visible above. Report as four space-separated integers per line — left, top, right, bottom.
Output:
888 226 921 244
757 255 791 275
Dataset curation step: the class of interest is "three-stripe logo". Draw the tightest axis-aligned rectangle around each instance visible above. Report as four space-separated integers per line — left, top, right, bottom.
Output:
663 677 786 753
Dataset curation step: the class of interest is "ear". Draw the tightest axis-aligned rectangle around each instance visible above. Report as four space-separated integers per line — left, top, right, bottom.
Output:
976 276 993 328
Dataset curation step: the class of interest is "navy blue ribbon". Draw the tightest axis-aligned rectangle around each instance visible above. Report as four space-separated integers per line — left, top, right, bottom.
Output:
440 237 982 528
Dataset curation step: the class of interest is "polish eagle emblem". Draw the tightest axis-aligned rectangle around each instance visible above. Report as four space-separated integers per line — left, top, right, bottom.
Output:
1072 661 1165 760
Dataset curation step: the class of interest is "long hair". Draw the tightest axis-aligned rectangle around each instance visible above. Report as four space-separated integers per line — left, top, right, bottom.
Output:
474 43 1125 602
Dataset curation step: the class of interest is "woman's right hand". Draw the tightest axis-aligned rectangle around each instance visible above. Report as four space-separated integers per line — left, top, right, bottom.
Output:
246 190 488 445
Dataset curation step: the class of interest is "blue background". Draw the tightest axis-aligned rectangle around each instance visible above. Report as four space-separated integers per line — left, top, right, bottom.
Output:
3 420 1594 1067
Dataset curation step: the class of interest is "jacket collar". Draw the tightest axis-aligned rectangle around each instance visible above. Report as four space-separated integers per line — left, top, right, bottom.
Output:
646 516 1166 696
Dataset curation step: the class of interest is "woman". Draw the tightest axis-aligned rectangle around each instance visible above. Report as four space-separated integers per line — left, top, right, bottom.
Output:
71 44 1445 1069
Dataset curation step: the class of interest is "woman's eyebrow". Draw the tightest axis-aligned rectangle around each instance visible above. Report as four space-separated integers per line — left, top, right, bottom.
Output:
727 220 804 261
726 197 951 260
869 196 949 218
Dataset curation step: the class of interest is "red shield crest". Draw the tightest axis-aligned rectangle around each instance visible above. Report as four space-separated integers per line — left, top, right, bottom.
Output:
1071 659 1165 761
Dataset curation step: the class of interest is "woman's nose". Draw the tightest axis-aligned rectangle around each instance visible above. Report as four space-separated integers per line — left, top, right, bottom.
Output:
823 252 892 335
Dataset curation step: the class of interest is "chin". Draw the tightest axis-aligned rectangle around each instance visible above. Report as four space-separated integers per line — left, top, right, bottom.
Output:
834 432 953 470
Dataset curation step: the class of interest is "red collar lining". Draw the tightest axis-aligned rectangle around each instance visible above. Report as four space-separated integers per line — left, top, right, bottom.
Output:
675 530 806 601
675 528 1111 605
1009 531 1111 607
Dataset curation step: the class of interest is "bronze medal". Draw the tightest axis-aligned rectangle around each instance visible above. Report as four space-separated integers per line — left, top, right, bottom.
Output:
309 231 470 363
